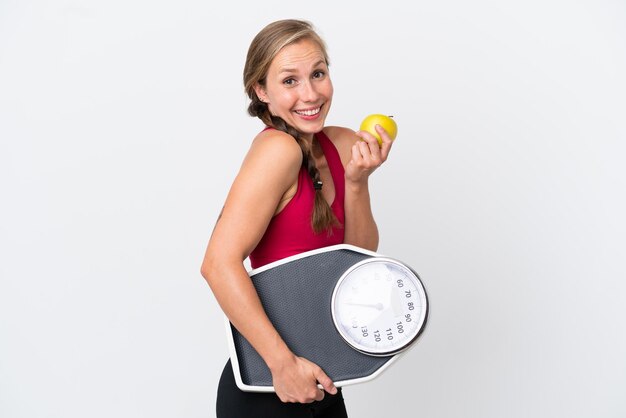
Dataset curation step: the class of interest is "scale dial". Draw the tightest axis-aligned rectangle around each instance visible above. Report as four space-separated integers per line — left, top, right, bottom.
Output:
331 257 428 356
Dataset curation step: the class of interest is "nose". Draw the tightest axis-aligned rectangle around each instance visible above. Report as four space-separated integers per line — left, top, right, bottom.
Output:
300 80 320 102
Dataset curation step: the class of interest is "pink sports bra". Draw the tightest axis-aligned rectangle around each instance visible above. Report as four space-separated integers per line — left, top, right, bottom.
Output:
248 129 345 269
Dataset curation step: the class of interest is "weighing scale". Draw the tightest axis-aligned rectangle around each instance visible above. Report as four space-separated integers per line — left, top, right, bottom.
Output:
225 244 429 392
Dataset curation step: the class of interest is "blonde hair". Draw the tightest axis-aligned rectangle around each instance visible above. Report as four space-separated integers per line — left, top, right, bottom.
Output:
243 19 338 234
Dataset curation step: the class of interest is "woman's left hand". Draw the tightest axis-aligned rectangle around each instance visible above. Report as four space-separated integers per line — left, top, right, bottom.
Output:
345 124 394 185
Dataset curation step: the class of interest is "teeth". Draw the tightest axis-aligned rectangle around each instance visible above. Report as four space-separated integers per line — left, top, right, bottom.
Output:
296 107 320 116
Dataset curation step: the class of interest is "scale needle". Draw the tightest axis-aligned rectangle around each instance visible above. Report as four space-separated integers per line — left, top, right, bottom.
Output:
346 302 384 310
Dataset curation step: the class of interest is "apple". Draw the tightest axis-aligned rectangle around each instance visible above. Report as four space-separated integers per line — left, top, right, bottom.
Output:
359 114 398 147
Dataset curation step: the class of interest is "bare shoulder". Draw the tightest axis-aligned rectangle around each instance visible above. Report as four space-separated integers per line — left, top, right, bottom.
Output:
245 129 303 173
323 126 360 166
208 129 304 260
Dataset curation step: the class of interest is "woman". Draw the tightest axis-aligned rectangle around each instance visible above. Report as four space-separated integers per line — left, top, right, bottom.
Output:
201 19 394 417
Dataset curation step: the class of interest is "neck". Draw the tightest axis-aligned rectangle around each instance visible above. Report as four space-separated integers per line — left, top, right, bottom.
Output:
301 132 315 144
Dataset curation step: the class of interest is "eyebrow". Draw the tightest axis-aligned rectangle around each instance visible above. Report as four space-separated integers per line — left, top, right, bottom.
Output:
278 60 327 75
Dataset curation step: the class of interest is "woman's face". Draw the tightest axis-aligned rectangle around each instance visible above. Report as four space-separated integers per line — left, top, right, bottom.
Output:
255 38 334 140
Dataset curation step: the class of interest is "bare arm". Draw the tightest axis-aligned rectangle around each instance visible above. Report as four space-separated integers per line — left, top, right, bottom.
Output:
330 125 394 251
344 176 379 251
200 130 337 403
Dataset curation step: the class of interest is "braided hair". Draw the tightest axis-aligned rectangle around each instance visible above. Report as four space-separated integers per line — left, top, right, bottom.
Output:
244 20 339 234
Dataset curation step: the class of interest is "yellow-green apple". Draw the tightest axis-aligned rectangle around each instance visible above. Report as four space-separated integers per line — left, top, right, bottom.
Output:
359 114 397 146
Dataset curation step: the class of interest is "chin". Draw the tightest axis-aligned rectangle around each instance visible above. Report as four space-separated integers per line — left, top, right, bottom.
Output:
297 114 328 134
306 118 326 131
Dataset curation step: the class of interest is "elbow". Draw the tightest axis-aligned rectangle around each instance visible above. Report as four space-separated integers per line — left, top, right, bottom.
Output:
200 253 218 286
200 248 244 289
200 263 209 282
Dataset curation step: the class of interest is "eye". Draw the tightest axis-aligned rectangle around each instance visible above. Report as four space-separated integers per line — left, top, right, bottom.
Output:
283 78 296 86
313 70 325 79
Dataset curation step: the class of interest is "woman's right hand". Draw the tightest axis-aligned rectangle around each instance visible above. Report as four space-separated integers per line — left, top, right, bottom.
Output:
270 353 338 403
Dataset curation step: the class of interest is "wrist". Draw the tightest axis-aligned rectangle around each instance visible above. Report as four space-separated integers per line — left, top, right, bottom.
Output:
345 178 369 194
263 338 295 372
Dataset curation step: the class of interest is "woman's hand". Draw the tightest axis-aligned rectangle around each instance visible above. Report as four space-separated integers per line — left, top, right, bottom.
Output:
345 124 394 185
270 354 338 403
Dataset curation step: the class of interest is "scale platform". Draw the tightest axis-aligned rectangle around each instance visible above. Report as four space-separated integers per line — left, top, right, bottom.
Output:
225 244 428 392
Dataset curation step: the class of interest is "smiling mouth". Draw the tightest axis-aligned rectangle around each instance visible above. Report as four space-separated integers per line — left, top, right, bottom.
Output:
294 106 321 117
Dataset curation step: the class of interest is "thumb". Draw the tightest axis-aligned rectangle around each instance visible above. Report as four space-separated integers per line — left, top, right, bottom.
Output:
313 367 337 395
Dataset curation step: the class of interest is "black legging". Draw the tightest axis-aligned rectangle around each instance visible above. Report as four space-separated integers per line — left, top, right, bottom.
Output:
217 360 349 418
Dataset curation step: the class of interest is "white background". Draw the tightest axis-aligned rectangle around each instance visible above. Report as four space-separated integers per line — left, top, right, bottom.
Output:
1 0 625 417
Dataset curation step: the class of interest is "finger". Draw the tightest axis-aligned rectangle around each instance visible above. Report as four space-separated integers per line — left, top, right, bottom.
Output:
314 388 325 402
357 140 373 163
356 130 384 163
276 392 290 403
354 129 372 142
356 130 380 149
314 368 338 395
351 142 365 164
365 128 383 160
359 140 383 168
375 124 393 160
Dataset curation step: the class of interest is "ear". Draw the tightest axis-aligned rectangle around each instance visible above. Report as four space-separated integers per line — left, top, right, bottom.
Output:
254 83 268 103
